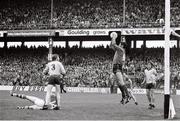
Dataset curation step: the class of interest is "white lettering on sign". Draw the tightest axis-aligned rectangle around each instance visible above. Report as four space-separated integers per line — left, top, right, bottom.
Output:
67 30 90 36
122 28 165 35
11 86 45 91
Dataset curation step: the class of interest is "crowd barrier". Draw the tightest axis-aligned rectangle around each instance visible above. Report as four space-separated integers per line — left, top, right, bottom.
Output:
0 86 179 95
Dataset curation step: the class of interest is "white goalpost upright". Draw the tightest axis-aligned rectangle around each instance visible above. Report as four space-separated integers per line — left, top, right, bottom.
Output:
164 0 170 119
48 37 53 61
164 0 176 119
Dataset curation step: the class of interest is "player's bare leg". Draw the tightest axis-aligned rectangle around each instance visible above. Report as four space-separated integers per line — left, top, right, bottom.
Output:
43 84 53 109
115 72 130 104
17 106 30 109
11 91 45 109
128 90 138 105
146 89 153 109
150 89 155 108
54 84 61 110
17 105 44 110
115 72 126 104
11 92 41 104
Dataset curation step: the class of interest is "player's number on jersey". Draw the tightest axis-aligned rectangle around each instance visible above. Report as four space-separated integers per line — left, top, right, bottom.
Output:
51 64 56 70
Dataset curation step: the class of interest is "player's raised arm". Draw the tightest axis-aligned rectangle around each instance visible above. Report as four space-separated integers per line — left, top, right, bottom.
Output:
110 32 124 52
171 30 180 38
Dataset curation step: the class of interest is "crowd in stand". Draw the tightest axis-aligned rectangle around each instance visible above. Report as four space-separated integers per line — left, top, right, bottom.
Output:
0 46 179 89
0 0 180 29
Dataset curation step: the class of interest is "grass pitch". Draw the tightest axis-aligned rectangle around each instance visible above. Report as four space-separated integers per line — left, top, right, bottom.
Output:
0 91 179 120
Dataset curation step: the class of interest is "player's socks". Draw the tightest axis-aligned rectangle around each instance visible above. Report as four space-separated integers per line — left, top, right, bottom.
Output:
151 104 155 108
125 97 130 104
118 85 127 105
122 85 130 98
121 85 130 104
11 93 25 99
118 85 125 99
53 106 60 110
17 106 30 109
135 102 138 105
17 106 25 109
148 104 153 109
42 105 49 110
120 98 125 105
17 94 26 99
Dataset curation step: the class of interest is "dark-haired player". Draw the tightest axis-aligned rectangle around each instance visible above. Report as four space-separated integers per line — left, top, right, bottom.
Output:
110 32 130 104
141 62 157 109
43 54 66 110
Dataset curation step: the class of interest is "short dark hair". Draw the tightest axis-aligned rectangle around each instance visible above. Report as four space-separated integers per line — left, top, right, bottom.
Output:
52 54 59 61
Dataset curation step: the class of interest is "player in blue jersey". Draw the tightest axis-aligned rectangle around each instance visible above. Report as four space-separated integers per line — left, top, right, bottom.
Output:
110 32 130 104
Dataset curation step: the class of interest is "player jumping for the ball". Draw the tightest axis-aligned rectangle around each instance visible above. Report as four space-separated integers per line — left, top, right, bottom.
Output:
10 92 58 110
110 32 130 104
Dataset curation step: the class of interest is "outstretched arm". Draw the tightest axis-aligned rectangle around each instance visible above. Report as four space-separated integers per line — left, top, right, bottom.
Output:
171 30 180 38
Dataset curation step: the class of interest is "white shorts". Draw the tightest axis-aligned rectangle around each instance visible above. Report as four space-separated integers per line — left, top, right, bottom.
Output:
34 98 45 107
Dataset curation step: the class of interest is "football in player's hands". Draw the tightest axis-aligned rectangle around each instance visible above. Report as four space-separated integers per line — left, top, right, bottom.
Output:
110 32 118 39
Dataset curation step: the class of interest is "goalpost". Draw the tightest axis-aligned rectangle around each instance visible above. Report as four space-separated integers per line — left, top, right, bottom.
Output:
48 37 53 61
164 0 176 119
164 0 170 119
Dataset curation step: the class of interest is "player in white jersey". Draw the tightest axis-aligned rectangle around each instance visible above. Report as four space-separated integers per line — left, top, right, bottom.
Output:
43 54 66 110
10 92 58 110
142 62 157 109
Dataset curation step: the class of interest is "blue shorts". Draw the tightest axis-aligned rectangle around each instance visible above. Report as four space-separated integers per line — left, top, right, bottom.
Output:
48 75 63 85
113 64 123 74
146 83 155 89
